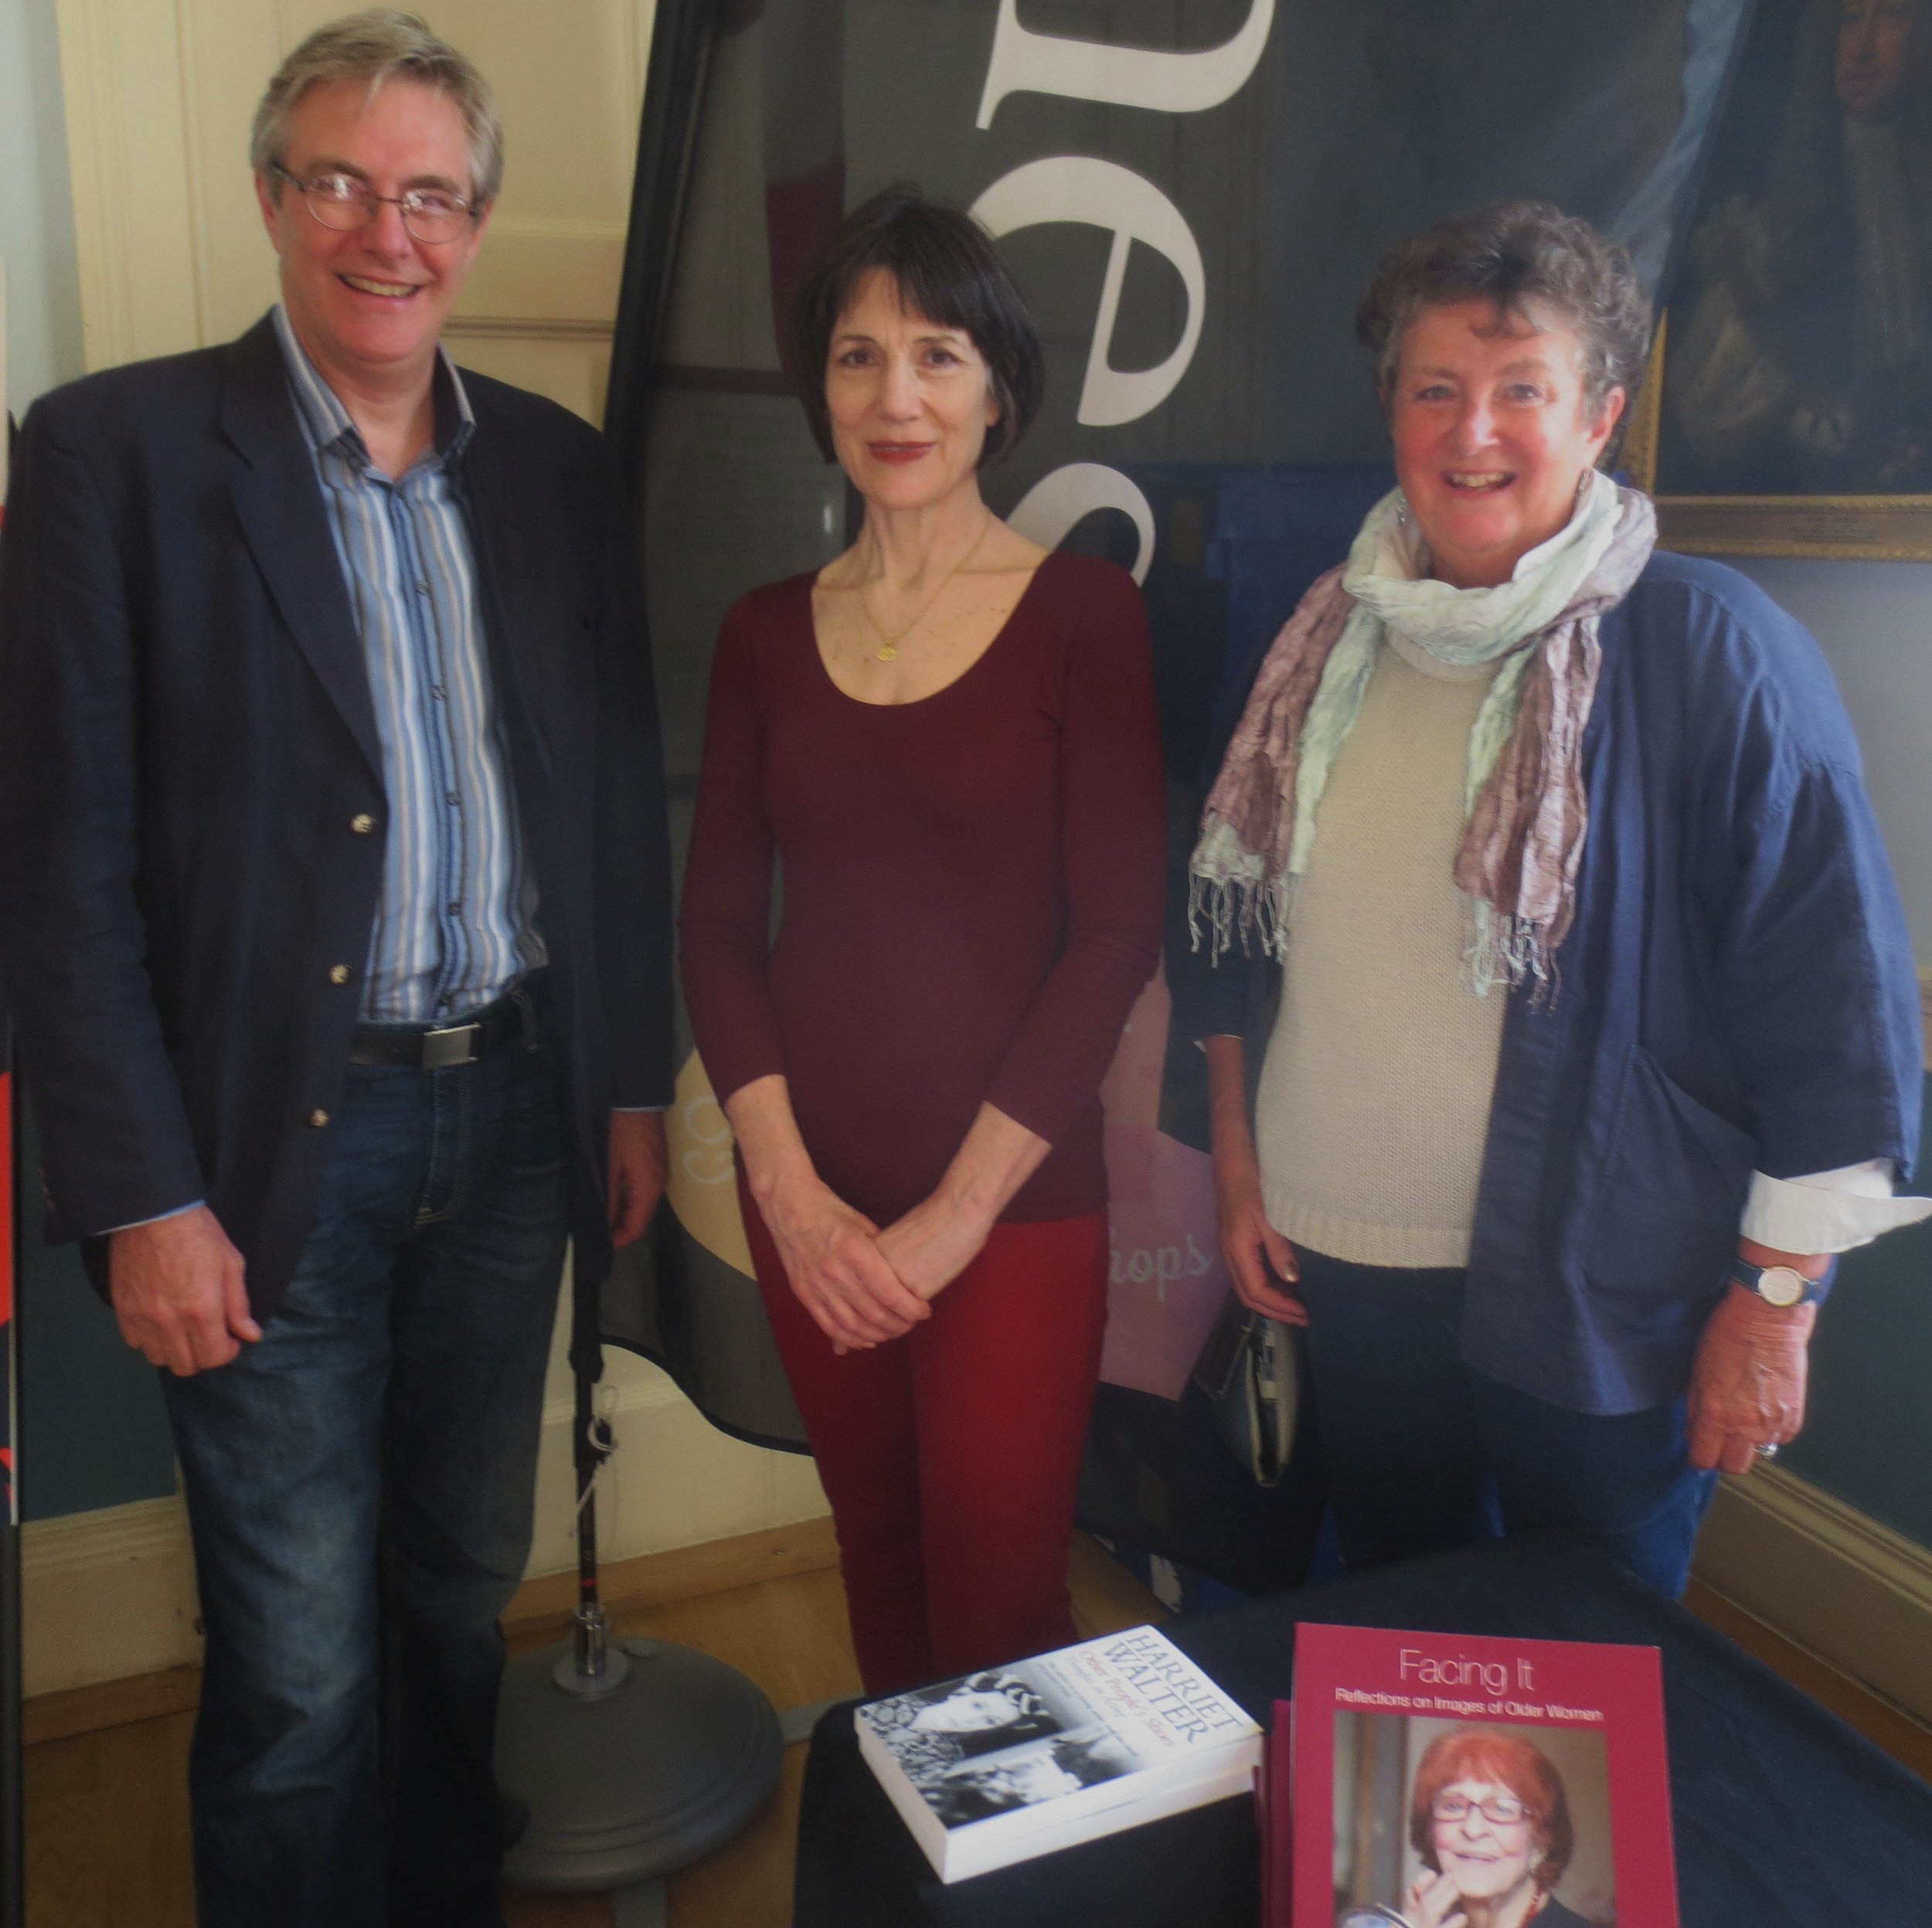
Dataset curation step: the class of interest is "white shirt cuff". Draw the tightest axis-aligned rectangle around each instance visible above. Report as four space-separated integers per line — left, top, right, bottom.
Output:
1741 1161 1932 1253
100 1199 203 1236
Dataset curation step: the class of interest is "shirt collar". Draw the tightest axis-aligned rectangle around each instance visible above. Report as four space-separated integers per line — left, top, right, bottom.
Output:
270 301 475 470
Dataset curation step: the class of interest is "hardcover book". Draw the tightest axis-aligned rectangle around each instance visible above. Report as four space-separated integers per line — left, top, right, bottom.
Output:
1291 1624 1677 1928
1259 1700 1294 1928
855 1625 1262 1883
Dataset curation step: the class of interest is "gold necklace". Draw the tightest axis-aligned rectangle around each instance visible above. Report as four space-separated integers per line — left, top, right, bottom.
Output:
858 517 995 662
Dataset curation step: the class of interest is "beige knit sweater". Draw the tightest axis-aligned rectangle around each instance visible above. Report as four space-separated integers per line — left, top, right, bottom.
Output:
1253 633 1508 1267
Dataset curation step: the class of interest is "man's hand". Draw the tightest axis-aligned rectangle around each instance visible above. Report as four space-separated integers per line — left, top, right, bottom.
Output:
1686 1280 1816 1475
607 1111 669 1247
110 1205 260 1376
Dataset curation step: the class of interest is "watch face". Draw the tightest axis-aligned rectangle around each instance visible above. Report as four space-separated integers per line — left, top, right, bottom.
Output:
1759 1266 1808 1307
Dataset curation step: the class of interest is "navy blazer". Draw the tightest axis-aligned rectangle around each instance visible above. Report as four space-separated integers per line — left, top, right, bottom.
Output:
1174 550 1923 1415
0 313 675 1320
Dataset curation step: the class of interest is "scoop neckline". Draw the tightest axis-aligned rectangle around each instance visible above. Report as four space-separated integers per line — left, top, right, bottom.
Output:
802 547 1061 711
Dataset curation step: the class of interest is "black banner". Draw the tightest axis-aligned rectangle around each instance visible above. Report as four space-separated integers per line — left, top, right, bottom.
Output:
599 2 1752 1562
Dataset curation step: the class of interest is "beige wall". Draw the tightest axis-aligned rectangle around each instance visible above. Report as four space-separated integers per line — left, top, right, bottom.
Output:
54 0 653 416
26 0 828 1693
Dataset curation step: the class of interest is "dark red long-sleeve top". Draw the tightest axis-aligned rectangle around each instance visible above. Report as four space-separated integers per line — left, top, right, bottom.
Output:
679 550 1167 1227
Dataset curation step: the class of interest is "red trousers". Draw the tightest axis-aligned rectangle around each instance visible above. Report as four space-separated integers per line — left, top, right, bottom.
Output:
742 1188 1110 1695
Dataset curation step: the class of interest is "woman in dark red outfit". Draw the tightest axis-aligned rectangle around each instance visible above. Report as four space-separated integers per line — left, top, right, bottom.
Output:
679 188 1166 1694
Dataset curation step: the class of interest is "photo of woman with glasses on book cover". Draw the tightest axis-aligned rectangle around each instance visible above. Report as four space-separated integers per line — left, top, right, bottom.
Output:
1334 1719 1614 1928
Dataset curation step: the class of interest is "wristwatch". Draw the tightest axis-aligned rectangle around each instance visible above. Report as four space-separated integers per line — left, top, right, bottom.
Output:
1729 1258 1825 1308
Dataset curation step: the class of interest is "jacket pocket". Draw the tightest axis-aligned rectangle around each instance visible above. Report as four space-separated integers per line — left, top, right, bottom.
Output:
1583 1046 1757 1300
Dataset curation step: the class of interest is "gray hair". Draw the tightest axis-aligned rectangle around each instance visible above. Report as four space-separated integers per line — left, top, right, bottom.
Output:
1354 200 1652 437
250 9 503 207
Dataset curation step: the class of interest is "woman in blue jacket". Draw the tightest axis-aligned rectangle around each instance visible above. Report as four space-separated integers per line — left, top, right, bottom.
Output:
1182 200 1927 1596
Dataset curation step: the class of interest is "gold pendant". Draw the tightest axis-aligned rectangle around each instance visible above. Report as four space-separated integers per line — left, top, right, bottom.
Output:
876 644 899 662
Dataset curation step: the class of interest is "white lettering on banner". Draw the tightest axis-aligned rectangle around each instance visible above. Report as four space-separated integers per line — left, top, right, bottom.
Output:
977 0 1276 126
971 158 1206 429
679 1093 734 1185
1109 1232 1216 1303
1007 462 1157 583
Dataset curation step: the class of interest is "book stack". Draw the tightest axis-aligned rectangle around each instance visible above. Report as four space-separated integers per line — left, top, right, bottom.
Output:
854 1625 1262 1883
1260 1624 1679 1927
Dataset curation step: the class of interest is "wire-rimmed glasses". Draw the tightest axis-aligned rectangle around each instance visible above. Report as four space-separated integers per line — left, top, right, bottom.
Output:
270 165 475 245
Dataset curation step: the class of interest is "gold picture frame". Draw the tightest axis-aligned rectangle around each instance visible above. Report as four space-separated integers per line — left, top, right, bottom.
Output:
1624 315 1932 561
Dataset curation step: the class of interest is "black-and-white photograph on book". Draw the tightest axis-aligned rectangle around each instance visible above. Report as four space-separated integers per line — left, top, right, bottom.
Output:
856 1627 1260 1882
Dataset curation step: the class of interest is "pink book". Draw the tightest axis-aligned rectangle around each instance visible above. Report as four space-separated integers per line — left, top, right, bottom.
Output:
1291 1624 1677 1928
1257 1701 1294 1928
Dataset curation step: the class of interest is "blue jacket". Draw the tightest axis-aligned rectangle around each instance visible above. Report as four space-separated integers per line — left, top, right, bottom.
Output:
1174 550 1923 1415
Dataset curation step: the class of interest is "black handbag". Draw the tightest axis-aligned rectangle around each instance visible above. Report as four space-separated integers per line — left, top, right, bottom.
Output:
1190 1292 1298 1489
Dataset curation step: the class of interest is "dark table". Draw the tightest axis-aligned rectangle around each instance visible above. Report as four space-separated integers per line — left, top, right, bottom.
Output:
794 1532 1932 1926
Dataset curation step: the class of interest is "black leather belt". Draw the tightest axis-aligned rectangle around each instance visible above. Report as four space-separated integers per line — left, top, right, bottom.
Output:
348 980 541 1070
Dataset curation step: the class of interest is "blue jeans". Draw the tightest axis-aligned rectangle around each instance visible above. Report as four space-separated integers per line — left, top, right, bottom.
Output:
1294 1250 1717 1597
162 1032 569 1928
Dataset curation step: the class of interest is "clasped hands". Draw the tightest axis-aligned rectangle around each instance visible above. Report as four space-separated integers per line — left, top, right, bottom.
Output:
763 1171 992 1354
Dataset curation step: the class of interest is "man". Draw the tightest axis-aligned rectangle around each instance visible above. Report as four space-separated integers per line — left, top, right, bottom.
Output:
0 14 672 1925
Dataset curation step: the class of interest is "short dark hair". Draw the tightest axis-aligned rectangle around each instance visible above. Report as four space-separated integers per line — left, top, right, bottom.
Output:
1355 200 1651 431
787 185 1044 467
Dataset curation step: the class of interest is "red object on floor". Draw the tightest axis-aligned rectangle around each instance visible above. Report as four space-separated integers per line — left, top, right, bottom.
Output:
742 1180 1109 1696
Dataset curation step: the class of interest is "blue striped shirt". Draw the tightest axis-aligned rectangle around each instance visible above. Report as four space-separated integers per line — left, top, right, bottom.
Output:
273 304 545 1025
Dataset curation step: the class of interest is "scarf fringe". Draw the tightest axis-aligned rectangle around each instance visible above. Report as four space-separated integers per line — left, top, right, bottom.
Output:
1188 869 1296 964
1468 907 1562 1006
1192 869 1563 1007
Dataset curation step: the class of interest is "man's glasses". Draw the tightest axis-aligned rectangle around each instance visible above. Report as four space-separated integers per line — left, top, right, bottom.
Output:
271 165 474 245
1430 1792 1529 1827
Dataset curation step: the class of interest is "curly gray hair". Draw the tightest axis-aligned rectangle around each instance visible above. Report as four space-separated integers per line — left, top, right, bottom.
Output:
1354 200 1652 435
250 9 502 207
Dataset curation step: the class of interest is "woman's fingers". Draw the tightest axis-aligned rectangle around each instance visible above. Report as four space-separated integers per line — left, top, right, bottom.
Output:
796 1246 924 1350
838 1232 933 1325
1685 1288 1811 1471
1253 1220 1308 1324
1222 1208 1309 1324
1223 1233 1274 1312
801 1282 896 1350
1408 1871 1468 1928
1243 1275 1310 1325
770 1182 928 1349
1257 1219 1299 1285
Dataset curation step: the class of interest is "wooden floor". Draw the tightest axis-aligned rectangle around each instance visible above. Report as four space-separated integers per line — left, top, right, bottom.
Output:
22 1534 1165 1928
24 1545 1930 1927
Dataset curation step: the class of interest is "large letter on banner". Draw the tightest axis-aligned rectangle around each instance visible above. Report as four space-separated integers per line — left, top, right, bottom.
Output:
1007 464 1156 585
977 0 1274 124
971 158 1204 429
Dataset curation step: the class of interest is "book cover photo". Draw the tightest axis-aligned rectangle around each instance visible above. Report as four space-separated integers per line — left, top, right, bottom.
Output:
855 1624 1262 1883
1290 1624 1678 1928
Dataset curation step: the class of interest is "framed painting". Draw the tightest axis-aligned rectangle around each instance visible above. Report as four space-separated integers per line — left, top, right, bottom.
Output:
1627 0 1932 557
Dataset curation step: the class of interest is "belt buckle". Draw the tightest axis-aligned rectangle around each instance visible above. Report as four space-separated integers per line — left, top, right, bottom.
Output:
421 1021 480 1070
